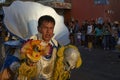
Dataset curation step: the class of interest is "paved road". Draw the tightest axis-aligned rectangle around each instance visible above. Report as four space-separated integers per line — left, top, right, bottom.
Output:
70 46 120 80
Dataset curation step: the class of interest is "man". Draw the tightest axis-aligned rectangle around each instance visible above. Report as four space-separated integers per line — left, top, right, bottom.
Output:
30 15 59 80
30 15 82 80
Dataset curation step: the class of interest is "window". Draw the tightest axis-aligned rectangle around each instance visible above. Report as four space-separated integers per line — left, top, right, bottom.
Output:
0 0 6 3
94 0 109 5
56 0 64 2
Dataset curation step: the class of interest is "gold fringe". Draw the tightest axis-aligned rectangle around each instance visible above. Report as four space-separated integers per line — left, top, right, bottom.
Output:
18 62 37 80
51 46 70 80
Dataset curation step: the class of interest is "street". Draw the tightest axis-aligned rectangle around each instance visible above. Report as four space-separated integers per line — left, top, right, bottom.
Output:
70 46 120 80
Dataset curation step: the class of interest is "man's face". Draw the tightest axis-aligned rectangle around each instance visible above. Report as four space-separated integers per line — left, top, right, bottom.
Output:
38 21 54 42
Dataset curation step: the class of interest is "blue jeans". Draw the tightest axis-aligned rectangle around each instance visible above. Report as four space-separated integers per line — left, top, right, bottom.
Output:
102 35 111 49
110 36 117 50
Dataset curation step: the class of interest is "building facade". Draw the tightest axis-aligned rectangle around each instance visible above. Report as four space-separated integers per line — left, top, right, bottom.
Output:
64 0 120 25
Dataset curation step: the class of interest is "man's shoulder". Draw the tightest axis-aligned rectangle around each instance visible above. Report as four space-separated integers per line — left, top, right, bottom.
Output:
30 33 42 40
30 35 37 40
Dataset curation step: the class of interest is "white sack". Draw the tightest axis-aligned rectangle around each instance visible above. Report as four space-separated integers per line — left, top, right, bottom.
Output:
3 1 70 45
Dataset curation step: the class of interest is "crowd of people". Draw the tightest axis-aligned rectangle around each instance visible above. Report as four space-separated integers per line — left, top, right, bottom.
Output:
66 19 120 51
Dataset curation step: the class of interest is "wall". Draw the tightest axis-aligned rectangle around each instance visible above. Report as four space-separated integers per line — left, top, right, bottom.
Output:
108 0 120 22
64 0 120 25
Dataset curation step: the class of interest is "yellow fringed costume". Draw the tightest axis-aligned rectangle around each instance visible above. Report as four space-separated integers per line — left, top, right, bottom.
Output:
51 45 82 80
